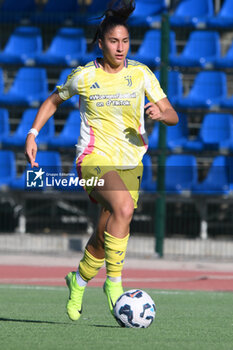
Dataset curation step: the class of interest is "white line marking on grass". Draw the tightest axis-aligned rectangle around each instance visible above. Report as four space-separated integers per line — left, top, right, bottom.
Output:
0 284 66 291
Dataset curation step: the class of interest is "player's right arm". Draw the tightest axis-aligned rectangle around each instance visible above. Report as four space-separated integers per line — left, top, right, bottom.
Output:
25 91 64 168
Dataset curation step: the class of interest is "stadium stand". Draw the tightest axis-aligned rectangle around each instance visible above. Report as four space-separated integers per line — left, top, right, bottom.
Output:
170 30 221 68
0 109 10 144
207 0 233 28
176 71 227 109
170 0 214 28
148 113 188 151
155 70 183 105
31 0 79 25
141 153 156 192
214 39 233 68
192 156 231 194
160 154 198 194
34 27 87 67
0 26 42 66
0 0 36 23
0 68 4 94
48 110 81 148
0 67 48 107
0 150 16 187
183 113 233 152
2 108 54 148
128 0 167 26
129 29 176 68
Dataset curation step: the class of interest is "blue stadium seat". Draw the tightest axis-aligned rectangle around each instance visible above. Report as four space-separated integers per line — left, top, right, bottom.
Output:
170 0 214 28
48 110 80 148
0 0 35 11
0 68 3 93
0 26 42 66
0 108 10 143
31 0 79 24
164 154 198 194
35 27 87 67
140 153 156 192
129 30 176 68
10 151 62 190
170 30 220 68
0 0 36 23
148 113 188 151
176 71 227 109
2 109 54 148
55 69 79 108
0 150 16 187
207 0 233 28
0 68 48 107
129 0 166 27
220 95 233 109
155 70 183 105
214 40 233 68
183 113 233 152
192 156 230 195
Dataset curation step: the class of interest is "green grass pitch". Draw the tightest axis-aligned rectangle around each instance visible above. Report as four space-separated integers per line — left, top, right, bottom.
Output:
0 285 232 350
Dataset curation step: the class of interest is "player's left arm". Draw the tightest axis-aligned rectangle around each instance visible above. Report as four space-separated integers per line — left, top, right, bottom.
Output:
144 98 179 126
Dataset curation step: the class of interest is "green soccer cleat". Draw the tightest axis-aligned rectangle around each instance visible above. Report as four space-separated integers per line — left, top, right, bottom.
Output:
103 278 124 315
65 271 86 321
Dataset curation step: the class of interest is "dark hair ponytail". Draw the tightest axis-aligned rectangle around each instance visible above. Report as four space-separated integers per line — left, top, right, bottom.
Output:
92 0 135 44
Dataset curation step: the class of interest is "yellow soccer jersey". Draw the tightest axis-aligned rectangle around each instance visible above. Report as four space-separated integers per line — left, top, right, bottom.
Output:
57 58 166 168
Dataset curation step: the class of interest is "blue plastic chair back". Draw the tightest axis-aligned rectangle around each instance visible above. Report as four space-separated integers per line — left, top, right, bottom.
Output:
165 154 198 192
0 108 9 141
14 109 38 138
42 0 79 13
148 113 188 150
132 0 166 17
197 156 229 193
0 68 4 93
138 30 176 57
218 0 233 18
183 31 220 58
167 113 188 145
189 71 227 99
10 68 48 97
36 151 61 170
62 111 81 138
174 0 213 17
4 26 42 55
48 27 86 56
141 153 156 191
13 109 53 145
1 0 36 11
155 70 183 103
201 113 233 144
0 150 16 185
225 41 233 58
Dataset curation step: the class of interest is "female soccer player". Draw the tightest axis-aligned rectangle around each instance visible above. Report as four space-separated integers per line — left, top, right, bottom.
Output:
25 0 178 321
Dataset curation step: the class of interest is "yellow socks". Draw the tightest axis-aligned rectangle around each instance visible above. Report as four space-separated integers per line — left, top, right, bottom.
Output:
104 231 129 278
77 232 129 287
78 249 105 282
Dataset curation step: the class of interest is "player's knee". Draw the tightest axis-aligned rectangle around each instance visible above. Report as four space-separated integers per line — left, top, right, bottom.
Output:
114 198 134 223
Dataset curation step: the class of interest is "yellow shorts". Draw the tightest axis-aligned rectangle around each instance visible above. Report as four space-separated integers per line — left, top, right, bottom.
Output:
76 153 143 208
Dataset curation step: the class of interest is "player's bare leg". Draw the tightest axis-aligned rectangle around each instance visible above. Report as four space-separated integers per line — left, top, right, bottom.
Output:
90 171 134 314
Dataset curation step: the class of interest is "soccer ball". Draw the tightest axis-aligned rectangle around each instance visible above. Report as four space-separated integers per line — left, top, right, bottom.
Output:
113 289 156 328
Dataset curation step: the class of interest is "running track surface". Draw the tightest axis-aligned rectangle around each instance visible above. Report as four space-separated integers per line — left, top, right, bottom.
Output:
0 265 233 291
